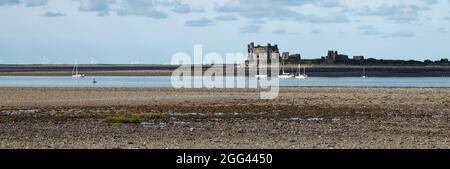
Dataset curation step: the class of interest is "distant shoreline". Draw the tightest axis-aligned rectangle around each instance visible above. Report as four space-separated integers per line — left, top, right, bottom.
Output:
3 64 450 77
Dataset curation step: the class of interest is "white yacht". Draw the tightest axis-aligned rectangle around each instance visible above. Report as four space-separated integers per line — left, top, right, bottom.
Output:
72 62 85 78
295 64 308 79
278 58 293 78
362 67 368 79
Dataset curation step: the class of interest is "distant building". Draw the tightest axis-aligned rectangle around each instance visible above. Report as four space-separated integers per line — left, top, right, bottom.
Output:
353 56 364 61
288 54 301 62
324 50 348 64
247 42 280 67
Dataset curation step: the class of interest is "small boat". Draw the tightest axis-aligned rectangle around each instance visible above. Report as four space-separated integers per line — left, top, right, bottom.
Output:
362 67 368 78
295 64 308 79
72 62 85 78
295 75 307 79
92 78 97 84
278 58 293 78
278 74 294 78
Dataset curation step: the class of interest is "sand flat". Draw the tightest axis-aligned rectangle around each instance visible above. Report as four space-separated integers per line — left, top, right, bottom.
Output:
0 87 449 148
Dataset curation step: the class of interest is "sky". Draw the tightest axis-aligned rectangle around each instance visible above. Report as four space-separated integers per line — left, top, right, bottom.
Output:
1 0 450 64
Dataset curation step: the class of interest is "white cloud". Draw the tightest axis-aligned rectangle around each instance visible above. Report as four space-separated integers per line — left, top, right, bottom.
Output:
42 11 65 17
25 0 49 7
214 14 237 21
79 0 114 16
240 24 261 34
0 0 20 6
171 3 204 14
0 0 49 7
357 25 415 38
117 0 168 19
357 25 382 36
215 0 350 24
273 29 287 35
349 2 431 23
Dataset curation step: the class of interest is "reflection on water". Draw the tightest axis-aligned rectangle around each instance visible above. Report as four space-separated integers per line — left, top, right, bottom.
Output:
0 76 450 88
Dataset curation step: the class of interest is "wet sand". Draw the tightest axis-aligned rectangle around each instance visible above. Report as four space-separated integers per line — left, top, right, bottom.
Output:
0 87 448 149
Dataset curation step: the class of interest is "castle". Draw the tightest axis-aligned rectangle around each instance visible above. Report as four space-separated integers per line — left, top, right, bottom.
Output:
323 50 349 64
245 42 449 66
247 42 280 67
247 42 302 67
246 42 359 66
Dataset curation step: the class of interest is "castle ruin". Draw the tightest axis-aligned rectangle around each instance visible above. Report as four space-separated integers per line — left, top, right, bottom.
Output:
247 42 280 67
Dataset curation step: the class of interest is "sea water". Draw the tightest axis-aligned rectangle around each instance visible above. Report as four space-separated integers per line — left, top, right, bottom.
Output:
0 76 450 88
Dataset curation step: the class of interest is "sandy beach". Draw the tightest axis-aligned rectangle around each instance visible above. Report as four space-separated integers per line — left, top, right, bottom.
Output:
0 87 448 149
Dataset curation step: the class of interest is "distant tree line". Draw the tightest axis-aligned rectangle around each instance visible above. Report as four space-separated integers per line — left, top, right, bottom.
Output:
286 58 450 66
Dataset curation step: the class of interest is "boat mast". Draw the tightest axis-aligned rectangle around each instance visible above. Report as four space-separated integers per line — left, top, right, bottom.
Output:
363 67 366 77
72 63 75 75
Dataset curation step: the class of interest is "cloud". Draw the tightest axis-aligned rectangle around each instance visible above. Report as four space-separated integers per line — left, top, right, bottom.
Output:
422 0 438 5
357 25 382 36
42 11 65 17
214 0 349 24
349 3 430 23
25 0 49 7
214 14 237 21
0 0 20 6
273 29 287 35
0 0 49 7
382 31 415 38
301 13 349 23
315 0 342 8
248 19 266 25
357 25 415 38
117 0 168 19
240 24 261 34
171 3 204 14
184 18 214 27
79 0 114 16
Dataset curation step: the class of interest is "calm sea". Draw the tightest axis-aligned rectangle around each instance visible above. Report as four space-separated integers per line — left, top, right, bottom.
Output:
0 76 450 88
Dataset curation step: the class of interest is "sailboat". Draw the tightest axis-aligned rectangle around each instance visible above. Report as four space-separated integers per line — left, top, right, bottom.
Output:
278 58 293 78
295 64 308 79
362 67 368 79
72 62 85 78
